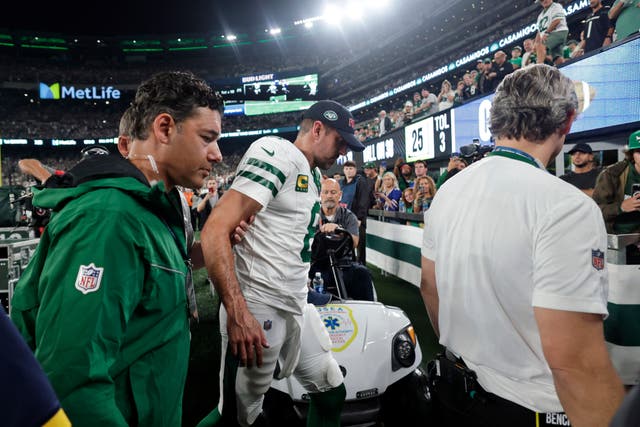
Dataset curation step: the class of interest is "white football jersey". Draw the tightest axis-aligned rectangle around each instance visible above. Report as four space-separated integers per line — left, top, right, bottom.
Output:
537 2 568 33
231 136 322 314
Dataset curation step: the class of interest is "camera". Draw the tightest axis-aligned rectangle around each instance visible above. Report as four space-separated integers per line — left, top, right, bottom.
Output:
459 139 494 164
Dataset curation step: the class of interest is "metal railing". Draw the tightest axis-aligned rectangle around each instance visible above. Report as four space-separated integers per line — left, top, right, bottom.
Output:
368 209 424 223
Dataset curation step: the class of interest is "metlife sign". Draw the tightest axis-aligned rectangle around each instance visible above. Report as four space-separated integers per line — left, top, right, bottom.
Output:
39 82 121 100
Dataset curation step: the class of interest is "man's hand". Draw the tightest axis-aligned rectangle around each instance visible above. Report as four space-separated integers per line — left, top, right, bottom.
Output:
232 215 255 244
18 159 53 183
227 307 269 368
447 157 462 172
621 195 640 213
320 223 340 234
201 190 267 368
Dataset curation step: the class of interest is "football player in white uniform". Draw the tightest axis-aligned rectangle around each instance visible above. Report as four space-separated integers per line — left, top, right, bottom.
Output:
200 100 365 427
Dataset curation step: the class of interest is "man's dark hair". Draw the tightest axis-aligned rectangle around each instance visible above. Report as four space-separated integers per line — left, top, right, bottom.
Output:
414 160 427 168
298 118 314 135
343 160 357 168
129 71 224 140
118 105 134 137
625 149 638 164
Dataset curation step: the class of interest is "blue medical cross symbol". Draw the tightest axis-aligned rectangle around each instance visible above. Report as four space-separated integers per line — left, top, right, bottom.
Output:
324 316 340 330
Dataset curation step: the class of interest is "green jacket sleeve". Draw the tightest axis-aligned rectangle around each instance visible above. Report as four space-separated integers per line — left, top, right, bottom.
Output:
13 212 144 426
436 170 449 189
593 165 623 233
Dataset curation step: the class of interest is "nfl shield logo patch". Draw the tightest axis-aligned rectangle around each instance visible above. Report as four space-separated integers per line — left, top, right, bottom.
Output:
263 320 272 331
591 249 604 271
75 263 104 294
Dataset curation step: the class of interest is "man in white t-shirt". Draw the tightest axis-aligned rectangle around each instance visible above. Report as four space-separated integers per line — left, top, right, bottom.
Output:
421 65 624 426
535 0 569 65
199 100 365 427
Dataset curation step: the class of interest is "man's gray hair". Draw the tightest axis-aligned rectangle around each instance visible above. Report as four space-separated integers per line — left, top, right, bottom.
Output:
490 64 578 143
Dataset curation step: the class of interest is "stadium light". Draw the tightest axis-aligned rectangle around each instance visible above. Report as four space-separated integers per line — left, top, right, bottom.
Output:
294 16 323 26
346 2 363 20
371 0 390 9
227 34 237 41
269 28 281 35
323 4 343 25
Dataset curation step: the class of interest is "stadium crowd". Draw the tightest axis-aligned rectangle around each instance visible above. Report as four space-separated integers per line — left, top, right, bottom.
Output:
1 0 640 425
2 0 635 148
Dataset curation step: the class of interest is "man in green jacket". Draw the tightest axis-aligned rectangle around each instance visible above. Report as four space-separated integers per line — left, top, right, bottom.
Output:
593 129 640 262
593 130 640 232
10 71 225 426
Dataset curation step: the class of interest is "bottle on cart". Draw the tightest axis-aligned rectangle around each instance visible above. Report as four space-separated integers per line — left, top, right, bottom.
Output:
312 272 324 294
399 199 405 212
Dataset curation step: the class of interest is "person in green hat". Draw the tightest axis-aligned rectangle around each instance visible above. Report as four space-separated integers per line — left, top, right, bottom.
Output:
363 161 381 195
593 129 640 251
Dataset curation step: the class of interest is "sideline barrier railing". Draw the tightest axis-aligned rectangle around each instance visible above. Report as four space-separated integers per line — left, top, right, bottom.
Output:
366 209 423 286
0 236 40 314
605 233 640 385
368 209 424 224
365 214 640 385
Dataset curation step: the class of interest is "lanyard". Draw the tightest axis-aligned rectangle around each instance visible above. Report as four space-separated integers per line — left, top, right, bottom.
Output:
487 146 541 169
159 194 198 322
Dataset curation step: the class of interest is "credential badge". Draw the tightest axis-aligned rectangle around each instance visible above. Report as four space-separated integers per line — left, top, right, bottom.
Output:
75 263 104 294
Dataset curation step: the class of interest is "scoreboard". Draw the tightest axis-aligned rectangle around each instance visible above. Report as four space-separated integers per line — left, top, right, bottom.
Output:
213 71 319 116
404 110 455 162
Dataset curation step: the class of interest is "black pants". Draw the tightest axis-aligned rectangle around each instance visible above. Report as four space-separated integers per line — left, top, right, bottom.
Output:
309 262 375 301
356 221 367 265
626 244 640 265
429 355 570 427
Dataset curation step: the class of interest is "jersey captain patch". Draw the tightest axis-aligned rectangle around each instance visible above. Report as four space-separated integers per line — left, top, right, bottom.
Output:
296 174 309 192
75 263 104 294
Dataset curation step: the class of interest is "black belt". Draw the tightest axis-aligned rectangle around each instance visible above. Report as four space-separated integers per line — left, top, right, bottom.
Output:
427 350 570 426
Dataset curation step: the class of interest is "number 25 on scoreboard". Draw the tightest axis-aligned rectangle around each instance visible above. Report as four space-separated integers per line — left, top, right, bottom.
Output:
404 117 434 162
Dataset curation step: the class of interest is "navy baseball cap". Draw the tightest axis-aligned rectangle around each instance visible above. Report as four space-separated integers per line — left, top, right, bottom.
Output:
302 100 365 152
568 142 593 154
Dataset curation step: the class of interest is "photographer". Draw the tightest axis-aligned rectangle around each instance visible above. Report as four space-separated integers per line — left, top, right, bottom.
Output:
374 172 402 213
413 176 437 213
421 65 624 426
16 158 67 236
436 154 467 189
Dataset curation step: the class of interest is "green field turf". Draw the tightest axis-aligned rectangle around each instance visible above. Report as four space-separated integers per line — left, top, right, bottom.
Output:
182 263 441 426
244 99 315 116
